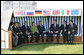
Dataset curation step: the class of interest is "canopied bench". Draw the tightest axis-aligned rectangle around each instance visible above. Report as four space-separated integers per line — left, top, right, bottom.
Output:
9 16 82 43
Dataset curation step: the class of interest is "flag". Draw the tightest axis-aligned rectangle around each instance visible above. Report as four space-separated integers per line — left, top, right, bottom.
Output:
52 10 60 15
62 10 64 15
35 10 42 15
43 10 50 16
67 10 69 15
26 12 34 15
71 10 79 15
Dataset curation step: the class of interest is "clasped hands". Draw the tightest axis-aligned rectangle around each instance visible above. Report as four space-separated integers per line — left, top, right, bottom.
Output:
26 33 30 35
43 31 46 33
16 32 23 35
51 31 58 33
68 30 74 34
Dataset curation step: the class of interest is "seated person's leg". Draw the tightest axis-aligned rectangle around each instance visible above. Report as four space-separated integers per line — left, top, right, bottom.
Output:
17 34 21 45
41 33 44 42
63 34 65 43
12 36 15 47
56 33 60 43
46 32 49 42
36 33 40 43
19 34 23 44
71 33 74 43
63 32 67 43
23 34 28 43
68 33 71 43
30 33 33 43
15 35 18 46
34 32 39 43
65 32 68 43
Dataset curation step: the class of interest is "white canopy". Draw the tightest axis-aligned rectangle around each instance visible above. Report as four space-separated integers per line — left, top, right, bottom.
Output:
1 9 13 31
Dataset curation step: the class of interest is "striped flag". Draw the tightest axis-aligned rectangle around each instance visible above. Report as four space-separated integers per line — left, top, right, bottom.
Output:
67 10 69 15
26 12 34 15
43 10 50 16
35 10 42 15
62 10 64 15
52 10 60 15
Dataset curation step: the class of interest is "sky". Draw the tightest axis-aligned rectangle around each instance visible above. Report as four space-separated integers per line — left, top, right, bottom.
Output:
36 1 83 10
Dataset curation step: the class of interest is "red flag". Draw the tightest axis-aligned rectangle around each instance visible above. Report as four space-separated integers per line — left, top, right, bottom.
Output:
67 10 69 15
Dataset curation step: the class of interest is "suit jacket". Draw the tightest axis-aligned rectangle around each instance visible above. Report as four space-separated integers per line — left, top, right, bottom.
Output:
21 25 31 34
37 25 45 34
68 23 78 34
60 24 68 34
8 26 17 37
50 24 60 33
13 26 22 34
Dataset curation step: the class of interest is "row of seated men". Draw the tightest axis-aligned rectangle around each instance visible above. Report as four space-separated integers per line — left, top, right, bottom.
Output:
8 20 77 47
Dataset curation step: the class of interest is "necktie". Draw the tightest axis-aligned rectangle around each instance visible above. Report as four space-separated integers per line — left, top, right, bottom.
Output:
64 25 65 28
54 24 56 28
71 25 73 29
26 26 28 33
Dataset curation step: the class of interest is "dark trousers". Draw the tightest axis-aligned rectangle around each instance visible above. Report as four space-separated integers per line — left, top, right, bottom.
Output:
12 37 14 47
49 33 60 43
23 34 29 43
62 32 68 43
68 33 74 43
40 33 44 42
31 32 40 43
17 34 23 45
40 32 49 42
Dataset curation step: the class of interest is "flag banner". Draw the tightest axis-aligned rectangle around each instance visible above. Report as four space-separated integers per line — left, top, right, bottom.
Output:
14 9 81 16
26 12 34 15
43 10 50 16
52 10 60 16
71 10 79 15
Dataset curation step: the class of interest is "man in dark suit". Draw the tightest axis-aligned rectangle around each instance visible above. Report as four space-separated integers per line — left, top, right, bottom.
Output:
13 22 23 45
50 20 60 43
68 20 78 43
60 21 68 43
8 22 18 47
22 21 31 43
37 21 48 42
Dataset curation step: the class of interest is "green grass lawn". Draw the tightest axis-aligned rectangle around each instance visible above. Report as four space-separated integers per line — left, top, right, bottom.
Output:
1 43 83 54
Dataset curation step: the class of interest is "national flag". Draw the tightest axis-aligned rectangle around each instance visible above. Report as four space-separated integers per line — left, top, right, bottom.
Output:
43 10 50 15
26 12 34 15
67 10 69 15
35 10 42 15
62 10 64 15
52 10 60 15
71 10 79 15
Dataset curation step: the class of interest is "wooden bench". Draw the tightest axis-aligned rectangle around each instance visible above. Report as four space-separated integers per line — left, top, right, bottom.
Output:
28 36 82 43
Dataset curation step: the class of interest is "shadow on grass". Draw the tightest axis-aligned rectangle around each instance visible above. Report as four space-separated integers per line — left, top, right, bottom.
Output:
11 43 82 51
